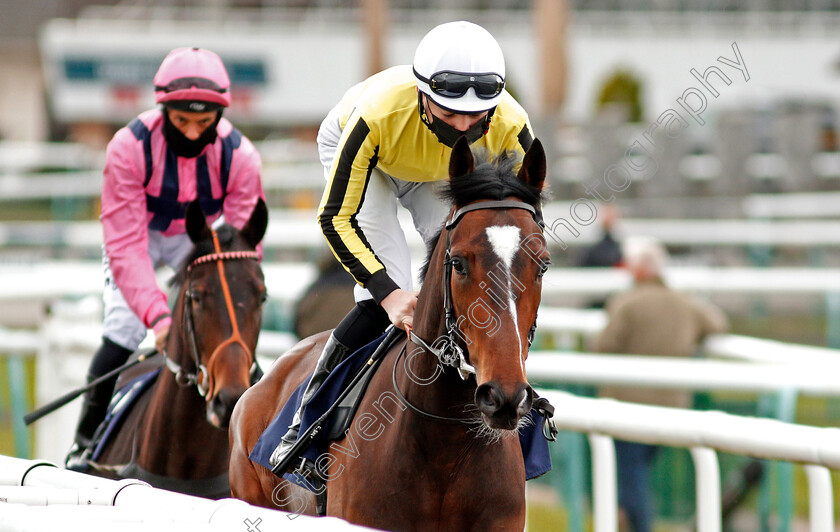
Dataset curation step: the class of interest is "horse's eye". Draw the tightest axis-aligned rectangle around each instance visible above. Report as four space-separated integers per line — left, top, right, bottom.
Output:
188 289 204 306
538 262 550 278
260 291 268 305
450 257 468 276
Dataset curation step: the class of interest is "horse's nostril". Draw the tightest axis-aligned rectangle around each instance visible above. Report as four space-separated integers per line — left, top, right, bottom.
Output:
475 383 505 417
516 385 534 416
475 382 534 425
208 389 244 428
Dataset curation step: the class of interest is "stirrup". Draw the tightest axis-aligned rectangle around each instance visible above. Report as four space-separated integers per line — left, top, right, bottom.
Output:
269 428 299 469
65 442 92 472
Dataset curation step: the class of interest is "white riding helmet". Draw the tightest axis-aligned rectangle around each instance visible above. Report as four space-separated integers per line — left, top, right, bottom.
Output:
413 21 506 113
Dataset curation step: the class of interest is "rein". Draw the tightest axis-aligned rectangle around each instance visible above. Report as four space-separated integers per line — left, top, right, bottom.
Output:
163 231 259 398
391 343 471 424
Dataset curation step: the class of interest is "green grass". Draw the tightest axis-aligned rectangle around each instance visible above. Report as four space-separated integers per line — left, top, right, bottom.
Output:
527 499 570 532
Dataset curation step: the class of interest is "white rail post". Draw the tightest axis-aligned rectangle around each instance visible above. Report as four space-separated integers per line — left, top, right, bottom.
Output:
804 465 834 532
690 446 721 532
588 433 618 532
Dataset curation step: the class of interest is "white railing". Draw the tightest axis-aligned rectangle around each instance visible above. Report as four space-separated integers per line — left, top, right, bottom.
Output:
527 352 840 396
4 262 840 321
12 211 840 251
537 389 840 532
4 304 840 529
0 455 373 531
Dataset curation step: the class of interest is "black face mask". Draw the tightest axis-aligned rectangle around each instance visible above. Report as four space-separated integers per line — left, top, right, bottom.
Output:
162 109 222 158
418 93 491 148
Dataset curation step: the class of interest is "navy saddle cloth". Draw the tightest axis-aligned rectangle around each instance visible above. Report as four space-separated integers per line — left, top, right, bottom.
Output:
90 368 161 462
250 332 552 492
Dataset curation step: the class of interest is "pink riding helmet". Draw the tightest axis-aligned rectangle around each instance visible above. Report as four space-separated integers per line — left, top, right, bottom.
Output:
153 47 231 108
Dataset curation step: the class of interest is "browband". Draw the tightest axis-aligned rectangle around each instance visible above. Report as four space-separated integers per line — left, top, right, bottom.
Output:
187 250 259 272
445 200 542 230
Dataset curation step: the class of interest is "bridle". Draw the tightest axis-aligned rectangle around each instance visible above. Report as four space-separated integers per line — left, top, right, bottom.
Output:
407 199 544 380
163 230 260 398
397 198 556 438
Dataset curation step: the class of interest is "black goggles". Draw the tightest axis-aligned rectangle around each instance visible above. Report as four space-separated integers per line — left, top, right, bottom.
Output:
155 76 228 94
413 68 504 100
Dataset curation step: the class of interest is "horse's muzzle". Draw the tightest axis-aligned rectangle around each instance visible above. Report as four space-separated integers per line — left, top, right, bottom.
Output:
206 388 245 429
474 382 533 430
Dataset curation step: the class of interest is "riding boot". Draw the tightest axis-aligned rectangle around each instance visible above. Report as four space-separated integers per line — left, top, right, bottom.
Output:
269 334 351 468
64 373 111 471
65 338 132 471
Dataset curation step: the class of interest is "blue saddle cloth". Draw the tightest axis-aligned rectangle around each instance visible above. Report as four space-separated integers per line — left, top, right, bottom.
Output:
90 368 161 461
250 333 552 492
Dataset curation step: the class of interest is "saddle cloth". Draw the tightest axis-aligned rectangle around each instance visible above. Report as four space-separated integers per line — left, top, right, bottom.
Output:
249 333 552 492
90 368 161 462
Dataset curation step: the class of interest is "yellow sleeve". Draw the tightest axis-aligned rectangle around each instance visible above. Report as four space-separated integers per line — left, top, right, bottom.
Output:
317 111 399 303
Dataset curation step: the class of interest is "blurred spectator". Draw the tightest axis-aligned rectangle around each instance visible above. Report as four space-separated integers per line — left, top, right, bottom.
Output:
578 203 623 308
579 202 622 268
593 236 728 532
292 249 356 340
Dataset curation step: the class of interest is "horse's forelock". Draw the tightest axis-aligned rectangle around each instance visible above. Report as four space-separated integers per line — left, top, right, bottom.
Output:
419 150 545 283
170 224 240 287
440 150 543 209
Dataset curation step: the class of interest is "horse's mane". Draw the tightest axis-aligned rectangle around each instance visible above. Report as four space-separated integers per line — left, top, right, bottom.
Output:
418 149 546 282
169 224 238 288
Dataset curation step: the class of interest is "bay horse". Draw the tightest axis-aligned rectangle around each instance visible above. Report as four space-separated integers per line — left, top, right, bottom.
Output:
88 198 268 499
229 138 549 530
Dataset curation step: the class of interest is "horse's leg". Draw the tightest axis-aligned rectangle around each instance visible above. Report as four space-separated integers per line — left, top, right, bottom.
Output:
229 443 275 507
229 377 278 507
229 407 319 515
229 332 329 513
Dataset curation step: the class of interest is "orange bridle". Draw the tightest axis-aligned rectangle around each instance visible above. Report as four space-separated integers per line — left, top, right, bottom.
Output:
167 230 260 399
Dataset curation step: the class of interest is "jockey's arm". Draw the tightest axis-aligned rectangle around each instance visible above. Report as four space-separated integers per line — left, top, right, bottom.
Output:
317 113 400 304
100 127 171 332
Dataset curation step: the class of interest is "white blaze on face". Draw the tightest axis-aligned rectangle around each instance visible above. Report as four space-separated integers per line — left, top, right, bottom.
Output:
485 225 525 371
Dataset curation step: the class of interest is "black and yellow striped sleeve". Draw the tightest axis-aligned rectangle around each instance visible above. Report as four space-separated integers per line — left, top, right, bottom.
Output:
518 123 534 152
317 114 399 303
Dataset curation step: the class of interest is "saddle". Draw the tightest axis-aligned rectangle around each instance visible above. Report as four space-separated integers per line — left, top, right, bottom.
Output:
250 328 402 491
250 328 555 494
89 364 161 462
68 348 162 466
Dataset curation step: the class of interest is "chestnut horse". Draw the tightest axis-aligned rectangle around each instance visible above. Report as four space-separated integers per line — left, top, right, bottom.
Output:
88 199 268 498
229 138 549 530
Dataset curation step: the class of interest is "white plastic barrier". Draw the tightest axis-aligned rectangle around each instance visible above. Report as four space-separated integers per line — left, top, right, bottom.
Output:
26 298 295 464
538 390 840 532
0 455 373 531
527 352 840 396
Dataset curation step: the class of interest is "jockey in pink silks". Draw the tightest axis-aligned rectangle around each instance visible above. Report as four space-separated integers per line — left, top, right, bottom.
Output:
66 47 265 470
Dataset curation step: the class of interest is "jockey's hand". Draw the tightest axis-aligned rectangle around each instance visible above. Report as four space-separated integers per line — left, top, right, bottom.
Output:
154 323 170 354
381 289 418 330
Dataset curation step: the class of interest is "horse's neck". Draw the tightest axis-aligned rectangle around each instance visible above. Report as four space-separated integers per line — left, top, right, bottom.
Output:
135 357 228 476
395 344 476 433
406 245 477 431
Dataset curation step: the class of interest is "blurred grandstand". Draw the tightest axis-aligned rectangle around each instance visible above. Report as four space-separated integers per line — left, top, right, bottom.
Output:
2 1 840 217
0 3 838 281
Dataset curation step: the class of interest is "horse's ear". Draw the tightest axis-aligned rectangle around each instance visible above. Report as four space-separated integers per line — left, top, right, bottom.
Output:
240 198 268 249
449 136 475 179
186 201 211 244
517 138 547 191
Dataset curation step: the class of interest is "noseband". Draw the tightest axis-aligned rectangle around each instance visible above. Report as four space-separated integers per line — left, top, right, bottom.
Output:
163 230 260 398
408 199 544 380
